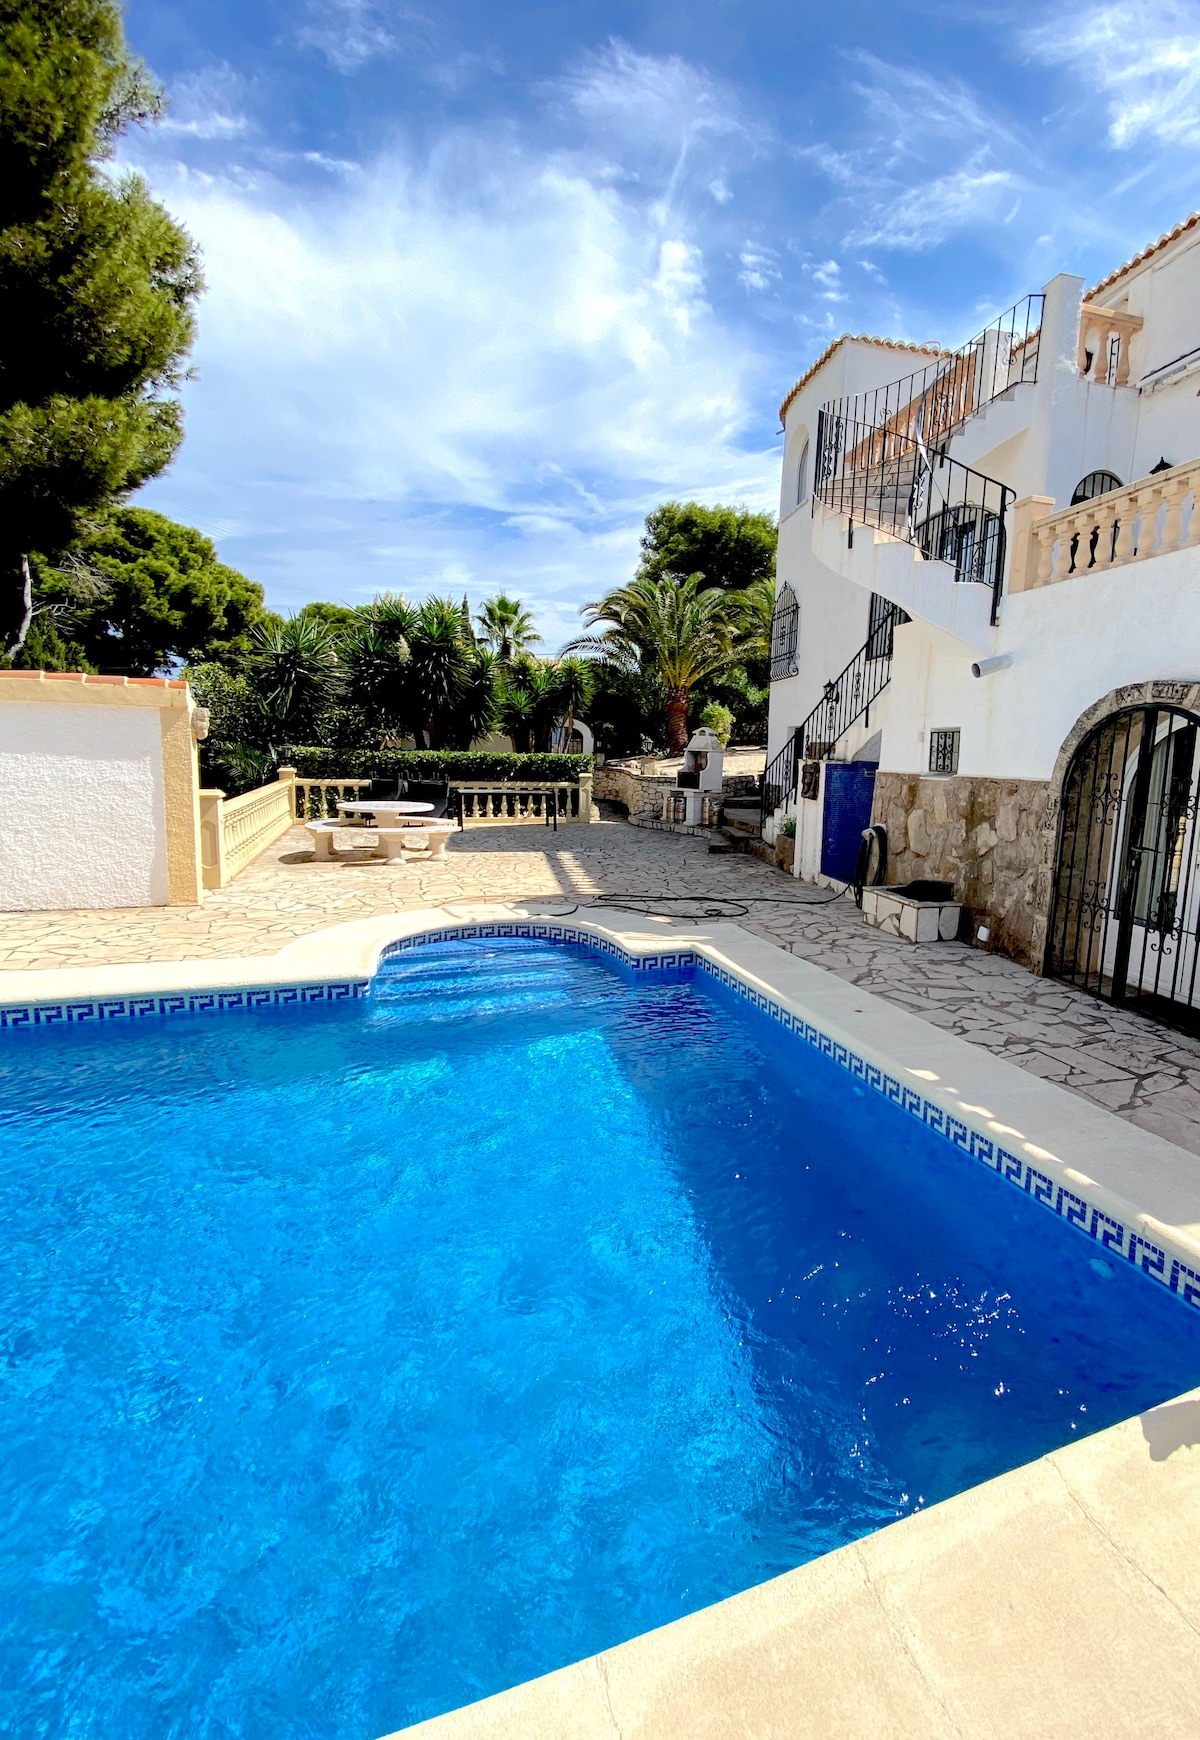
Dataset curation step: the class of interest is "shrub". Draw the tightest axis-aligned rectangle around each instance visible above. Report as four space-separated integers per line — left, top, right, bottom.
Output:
779 816 796 838
285 747 593 783
698 701 734 745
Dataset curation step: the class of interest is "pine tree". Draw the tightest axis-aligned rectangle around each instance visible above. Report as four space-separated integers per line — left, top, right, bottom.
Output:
0 0 202 651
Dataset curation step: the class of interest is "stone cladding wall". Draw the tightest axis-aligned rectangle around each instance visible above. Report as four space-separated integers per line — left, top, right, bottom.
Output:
872 773 1050 966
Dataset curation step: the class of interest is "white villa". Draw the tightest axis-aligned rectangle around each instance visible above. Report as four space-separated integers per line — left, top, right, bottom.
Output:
767 211 1200 1028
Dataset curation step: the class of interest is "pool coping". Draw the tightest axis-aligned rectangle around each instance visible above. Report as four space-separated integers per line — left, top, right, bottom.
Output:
4 905 1200 1735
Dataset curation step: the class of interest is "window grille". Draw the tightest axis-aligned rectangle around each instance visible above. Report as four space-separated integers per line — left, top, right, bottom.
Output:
867 592 909 661
769 584 800 681
929 728 960 776
1071 469 1122 504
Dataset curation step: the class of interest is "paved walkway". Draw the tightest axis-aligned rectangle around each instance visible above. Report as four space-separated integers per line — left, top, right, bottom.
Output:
4 815 1200 1156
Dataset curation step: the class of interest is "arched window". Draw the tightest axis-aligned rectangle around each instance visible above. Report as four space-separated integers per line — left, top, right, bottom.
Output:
1071 469 1122 504
770 584 800 681
795 440 810 506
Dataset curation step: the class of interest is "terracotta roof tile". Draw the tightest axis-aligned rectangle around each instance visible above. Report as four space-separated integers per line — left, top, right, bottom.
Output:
778 333 945 424
1087 212 1200 299
0 670 186 689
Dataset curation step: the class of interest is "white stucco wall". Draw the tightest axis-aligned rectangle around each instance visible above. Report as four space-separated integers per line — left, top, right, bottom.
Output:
881 541 1200 780
0 703 169 910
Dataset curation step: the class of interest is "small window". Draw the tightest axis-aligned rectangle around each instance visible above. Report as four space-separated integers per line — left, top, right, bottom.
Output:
1071 470 1122 504
929 728 960 776
795 440 810 506
867 592 909 661
769 584 800 681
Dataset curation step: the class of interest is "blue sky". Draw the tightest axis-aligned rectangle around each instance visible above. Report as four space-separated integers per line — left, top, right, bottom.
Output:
121 0 1200 649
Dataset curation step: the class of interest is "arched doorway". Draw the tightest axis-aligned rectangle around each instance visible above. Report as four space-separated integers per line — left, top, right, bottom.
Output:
1046 704 1200 1027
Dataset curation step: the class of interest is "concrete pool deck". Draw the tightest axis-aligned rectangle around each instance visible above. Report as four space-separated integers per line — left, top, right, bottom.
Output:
3 903 1200 1735
390 1388 1200 1740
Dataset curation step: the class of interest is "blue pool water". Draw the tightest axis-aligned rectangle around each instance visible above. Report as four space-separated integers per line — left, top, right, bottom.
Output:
2 937 1199 1738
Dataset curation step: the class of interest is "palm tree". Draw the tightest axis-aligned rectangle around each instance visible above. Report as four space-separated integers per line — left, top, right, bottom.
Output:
476 593 540 659
566 573 750 752
554 657 594 744
251 615 340 746
442 647 501 748
339 620 411 742
407 596 472 748
498 682 536 753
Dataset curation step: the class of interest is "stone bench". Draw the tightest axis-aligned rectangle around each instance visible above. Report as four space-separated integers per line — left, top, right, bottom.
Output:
377 822 457 863
304 819 373 860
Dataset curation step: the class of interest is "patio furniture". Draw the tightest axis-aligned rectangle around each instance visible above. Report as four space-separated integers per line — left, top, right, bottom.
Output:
304 819 369 860
367 778 455 820
375 826 431 861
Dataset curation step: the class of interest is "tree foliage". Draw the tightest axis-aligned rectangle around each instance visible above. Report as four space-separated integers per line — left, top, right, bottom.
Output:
636 502 776 595
34 507 269 672
0 0 202 647
568 573 754 752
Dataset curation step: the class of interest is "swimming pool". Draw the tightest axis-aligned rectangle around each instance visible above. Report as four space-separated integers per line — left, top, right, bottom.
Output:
2 933 1198 1737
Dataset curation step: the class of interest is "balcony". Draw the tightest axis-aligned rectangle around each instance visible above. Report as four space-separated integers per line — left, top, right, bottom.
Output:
1023 458 1200 590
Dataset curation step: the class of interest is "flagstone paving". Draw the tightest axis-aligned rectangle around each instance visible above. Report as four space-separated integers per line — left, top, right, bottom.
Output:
4 814 1200 1157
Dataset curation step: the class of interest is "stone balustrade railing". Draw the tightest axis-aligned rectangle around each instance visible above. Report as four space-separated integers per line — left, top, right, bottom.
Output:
290 776 372 821
199 771 298 890
453 777 593 824
1026 459 1200 590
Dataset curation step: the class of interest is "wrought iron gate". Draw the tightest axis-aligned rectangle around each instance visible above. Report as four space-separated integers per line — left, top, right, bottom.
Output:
1047 706 1200 1028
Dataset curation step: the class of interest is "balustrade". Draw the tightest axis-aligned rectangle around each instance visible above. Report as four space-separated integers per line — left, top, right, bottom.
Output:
1026 459 1200 590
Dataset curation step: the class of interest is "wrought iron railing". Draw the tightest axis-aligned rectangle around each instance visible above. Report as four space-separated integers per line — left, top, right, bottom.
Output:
820 294 1043 460
815 417 1014 623
759 602 904 825
797 602 900 759
769 584 800 681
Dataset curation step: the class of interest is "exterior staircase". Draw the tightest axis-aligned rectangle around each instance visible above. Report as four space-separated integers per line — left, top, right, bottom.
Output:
811 295 1041 638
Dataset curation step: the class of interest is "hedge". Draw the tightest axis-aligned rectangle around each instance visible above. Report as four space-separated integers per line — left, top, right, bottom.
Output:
284 748 594 782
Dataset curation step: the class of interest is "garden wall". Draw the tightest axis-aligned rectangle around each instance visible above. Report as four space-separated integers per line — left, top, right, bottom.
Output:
0 671 204 911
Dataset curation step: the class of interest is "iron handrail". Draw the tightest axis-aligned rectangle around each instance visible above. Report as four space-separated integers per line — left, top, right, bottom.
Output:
815 416 1014 624
820 294 1043 459
758 602 903 824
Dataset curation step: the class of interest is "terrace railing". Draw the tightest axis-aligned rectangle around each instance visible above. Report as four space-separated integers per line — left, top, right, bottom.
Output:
758 602 903 827
1026 457 1200 588
822 295 1043 463
453 777 593 825
816 417 1014 624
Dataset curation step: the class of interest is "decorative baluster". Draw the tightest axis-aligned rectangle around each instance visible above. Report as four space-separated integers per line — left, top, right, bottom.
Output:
1113 500 1136 564
1162 477 1187 553
1183 488 1200 550
1035 523 1055 585
1136 486 1164 560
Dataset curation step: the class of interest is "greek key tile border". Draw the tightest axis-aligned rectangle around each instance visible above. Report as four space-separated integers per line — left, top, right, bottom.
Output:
0 979 367 1031
382 922 1200 1314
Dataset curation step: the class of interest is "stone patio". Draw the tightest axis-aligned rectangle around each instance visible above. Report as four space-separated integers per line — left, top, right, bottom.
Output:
4 813 1200 1157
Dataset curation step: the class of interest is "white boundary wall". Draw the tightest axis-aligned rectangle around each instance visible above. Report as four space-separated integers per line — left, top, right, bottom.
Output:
0 672 203 911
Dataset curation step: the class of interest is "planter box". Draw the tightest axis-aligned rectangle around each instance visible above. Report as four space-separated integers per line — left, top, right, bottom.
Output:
775 834 795 873
861 886 961 943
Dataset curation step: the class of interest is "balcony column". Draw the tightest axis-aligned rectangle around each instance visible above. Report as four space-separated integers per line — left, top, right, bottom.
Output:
1008 495 1056 593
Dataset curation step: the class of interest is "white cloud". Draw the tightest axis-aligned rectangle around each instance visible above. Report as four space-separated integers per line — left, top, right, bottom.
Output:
130 121 778 642
797 53 1027 253
1027 3 1200 148
297 0 429 73
848 164 1020 251
159 65 253 141
738 243 781 292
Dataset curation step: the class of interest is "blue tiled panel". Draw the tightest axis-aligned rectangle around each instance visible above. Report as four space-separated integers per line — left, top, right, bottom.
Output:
4 919 1198 1313
0 980 367 1030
